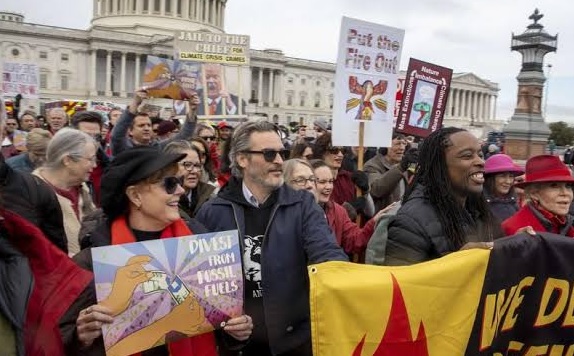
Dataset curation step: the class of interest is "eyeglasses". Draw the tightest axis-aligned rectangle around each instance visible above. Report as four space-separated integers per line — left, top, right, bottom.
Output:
291 176 316 186
72 155 97 163
327 147 344 155
181 161 203 171
316 179 335 185
161 176 183 194
200 136 216 142
243 149 290 162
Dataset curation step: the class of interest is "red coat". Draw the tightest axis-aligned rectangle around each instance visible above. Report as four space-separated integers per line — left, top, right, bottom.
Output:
331 170 356 205
1 209 93 355
324 201 376 254
502 205 574 237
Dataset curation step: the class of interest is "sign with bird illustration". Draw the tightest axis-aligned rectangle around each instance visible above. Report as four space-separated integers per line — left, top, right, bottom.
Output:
332 17 405 147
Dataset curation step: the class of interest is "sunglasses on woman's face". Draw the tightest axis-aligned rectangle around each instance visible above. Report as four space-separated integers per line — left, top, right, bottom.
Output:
161 176 184 194
327 147 344 155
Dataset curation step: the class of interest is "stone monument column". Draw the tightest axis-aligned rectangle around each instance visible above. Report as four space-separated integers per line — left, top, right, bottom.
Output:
503 9 558 160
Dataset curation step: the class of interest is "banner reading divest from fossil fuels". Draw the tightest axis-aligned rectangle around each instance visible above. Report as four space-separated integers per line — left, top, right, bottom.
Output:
310 233 574 356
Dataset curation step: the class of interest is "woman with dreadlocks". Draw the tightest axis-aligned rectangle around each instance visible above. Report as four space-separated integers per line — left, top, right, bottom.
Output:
384 127 503 266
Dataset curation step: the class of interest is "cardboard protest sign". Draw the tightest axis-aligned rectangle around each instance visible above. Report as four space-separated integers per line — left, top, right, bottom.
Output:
394 78 405 126
142 56 202 100
175 31 250 66
175 31 250 118
395 58 453 138
2 62 40 98
332 17 405 147
92 230 243 356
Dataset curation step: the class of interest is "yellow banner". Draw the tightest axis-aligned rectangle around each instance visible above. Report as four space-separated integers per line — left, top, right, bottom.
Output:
309 250 490 356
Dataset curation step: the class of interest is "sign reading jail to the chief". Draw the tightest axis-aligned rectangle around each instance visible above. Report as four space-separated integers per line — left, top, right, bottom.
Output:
175 31 251 66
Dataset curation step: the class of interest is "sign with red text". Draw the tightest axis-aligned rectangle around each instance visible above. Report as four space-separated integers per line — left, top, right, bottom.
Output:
175 31 251 66
395 58 453 138
332 17 405 147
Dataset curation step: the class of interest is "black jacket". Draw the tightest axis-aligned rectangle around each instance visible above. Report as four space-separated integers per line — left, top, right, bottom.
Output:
0 157 67 253
386 184 501 265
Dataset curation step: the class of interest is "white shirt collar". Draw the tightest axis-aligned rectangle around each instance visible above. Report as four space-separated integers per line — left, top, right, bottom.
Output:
242 181 261 208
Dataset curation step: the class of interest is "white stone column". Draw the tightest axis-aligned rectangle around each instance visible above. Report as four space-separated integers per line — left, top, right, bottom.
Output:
268 69 274 105
215 0 220 26
258 68 263 106
492 95 498 121
134 53 141 90
460 89 462 117
171 0 177 16
203 0 209 21
160 0 165 14
447 88 453 117
460 90 468 118
487 95 493 120
196 0 201 20
275 71 283 106
93 0 99 17
212 0 216 25
477 92 483 122
471 91 477 120
136 0 142 13
120 52 127 97
112 0 118 14
105 51 112 96
182 0 189 18
220 2 225 27
90 50 97 96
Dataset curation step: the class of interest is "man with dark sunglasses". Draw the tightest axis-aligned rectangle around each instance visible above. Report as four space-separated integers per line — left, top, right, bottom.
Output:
196 121 347 356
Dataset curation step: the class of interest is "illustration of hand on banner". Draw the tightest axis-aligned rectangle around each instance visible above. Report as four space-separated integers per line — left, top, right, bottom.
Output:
100 255 153 316
162 293 207 335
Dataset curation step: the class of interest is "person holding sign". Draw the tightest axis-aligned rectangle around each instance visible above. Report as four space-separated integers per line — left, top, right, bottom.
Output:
196 121 348 356
61 147 252 355
110 88 200 156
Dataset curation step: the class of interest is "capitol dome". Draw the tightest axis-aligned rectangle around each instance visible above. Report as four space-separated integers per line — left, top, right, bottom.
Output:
91 0 226 36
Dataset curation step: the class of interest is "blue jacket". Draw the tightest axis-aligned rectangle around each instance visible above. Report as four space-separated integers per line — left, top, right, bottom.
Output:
196 178 348 355
5 153 35 174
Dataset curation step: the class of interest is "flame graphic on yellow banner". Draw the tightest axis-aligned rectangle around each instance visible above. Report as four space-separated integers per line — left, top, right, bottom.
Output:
309 250 490 356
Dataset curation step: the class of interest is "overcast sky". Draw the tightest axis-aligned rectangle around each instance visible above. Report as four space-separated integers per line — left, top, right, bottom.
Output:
3 0 573 122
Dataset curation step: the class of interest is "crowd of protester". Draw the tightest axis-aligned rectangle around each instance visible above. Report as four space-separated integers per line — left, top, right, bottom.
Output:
1 87 574 356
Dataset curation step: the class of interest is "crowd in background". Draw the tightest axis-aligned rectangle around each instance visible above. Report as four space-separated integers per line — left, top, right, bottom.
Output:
1 87 574 356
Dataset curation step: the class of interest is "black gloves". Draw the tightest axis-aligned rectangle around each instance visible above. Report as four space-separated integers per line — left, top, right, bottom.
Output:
351 170 370 193
400 147 419 172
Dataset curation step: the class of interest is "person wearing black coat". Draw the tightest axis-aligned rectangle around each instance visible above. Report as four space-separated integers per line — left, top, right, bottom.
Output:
0 155 67 252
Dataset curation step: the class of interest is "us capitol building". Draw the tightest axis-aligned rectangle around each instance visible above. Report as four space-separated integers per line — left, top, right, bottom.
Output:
0 0 503 131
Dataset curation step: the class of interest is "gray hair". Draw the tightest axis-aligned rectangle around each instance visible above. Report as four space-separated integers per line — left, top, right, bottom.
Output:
194 123 215 136
283 158 313 183
229 121 280 178
163 140 200 156
26 128 52 154
48 107 68 119
44 128 97 169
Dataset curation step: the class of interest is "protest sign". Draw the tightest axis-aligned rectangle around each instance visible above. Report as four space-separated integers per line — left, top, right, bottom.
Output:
332 17 405 148
175 31 250 66
175 31 250 118
394 78 405 126
2 62 40 98
44 100 88 117
310 233 574 356
142 56 202 100
395 58 453 138
92 230 243 356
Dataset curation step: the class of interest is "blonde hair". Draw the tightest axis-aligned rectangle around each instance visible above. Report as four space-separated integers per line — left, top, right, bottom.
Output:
26 128 52 154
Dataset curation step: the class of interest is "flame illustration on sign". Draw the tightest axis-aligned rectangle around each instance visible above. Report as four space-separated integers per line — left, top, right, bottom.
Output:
352 274 429 356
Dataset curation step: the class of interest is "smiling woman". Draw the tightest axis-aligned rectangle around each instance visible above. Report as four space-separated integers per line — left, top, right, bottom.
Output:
502 155 574 237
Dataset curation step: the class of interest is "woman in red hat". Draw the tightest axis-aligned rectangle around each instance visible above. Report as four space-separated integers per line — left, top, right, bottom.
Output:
502 155 574 237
